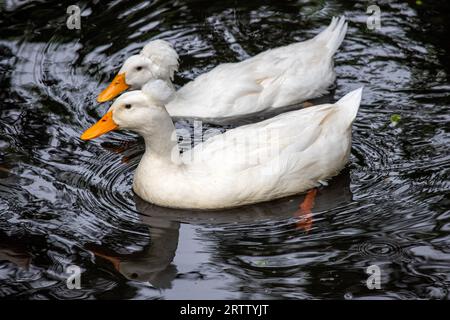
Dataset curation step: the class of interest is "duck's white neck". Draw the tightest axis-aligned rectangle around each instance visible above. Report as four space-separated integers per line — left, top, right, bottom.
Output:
136 106 181 164
142 78 178 101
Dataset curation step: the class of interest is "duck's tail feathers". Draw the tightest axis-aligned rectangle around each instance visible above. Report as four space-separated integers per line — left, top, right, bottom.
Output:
335 87 363 127
314 16 348 58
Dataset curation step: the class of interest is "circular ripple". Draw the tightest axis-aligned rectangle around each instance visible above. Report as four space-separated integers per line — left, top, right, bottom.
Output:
357 239 408 261
76 142 142 220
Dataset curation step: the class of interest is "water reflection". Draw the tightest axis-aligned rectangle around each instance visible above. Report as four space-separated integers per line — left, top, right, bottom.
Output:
82 170 352 291
0 233 31 270
86 216 179 289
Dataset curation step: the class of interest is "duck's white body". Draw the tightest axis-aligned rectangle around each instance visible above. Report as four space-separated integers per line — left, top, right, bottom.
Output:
129 87 362 209
107 17 348 120
165 17 347 119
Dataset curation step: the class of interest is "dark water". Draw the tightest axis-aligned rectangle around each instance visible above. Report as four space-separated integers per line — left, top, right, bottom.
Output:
0 0 449 299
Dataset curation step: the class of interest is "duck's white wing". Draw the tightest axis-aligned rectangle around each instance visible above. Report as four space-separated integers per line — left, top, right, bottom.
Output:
183 104 334 173
167 17 347 119
171 62 266 118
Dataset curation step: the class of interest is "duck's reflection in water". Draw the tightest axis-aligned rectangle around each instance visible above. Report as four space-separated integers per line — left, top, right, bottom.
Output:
86 169 352 289
86 217 179 289
0 233 32 269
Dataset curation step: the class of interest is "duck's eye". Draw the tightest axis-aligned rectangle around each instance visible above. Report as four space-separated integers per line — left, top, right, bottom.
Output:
124 104 132 109
136 66 143 71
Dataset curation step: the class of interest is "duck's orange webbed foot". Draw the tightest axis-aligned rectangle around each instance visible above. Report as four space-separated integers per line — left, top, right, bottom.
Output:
294 188 318 233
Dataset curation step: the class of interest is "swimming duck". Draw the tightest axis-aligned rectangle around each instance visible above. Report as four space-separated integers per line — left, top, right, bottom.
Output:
82 81 362 210
97 16 348 120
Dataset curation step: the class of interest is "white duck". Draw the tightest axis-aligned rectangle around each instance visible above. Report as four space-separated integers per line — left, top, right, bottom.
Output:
97 17 348 120
82 81 362 210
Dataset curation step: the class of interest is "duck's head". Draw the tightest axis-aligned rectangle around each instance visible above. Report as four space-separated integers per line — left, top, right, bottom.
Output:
97 40 179 103
84 80 174 140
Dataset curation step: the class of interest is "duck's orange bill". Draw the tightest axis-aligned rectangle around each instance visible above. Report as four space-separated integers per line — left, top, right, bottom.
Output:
97 73 129 103
81 111 118 140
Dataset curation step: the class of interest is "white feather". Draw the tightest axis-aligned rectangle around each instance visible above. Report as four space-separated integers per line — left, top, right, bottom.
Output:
140 40 179 81
142 80 175 105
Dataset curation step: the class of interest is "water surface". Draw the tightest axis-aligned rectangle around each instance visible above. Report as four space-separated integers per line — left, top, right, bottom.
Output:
0 0 449 299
